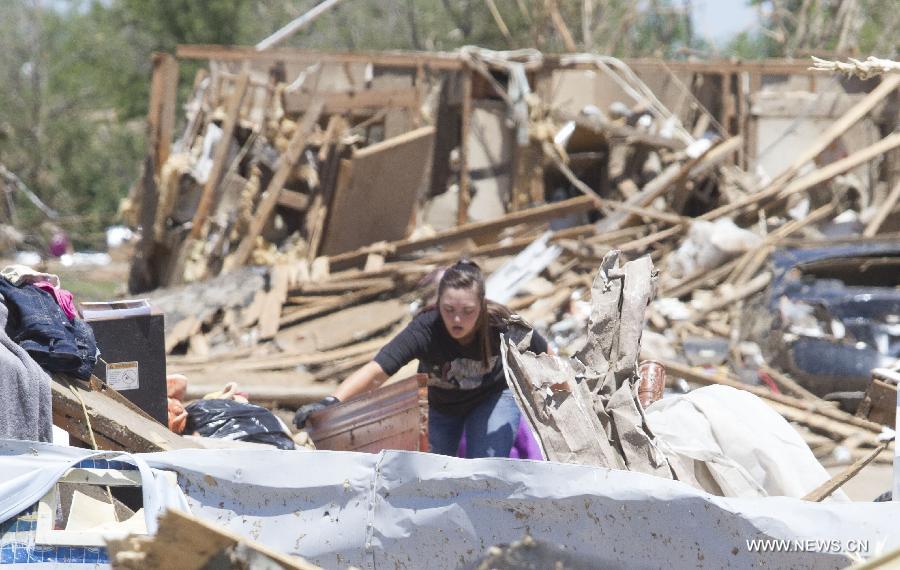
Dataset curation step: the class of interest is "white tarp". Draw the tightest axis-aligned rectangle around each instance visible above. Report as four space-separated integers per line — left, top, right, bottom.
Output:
646 385 850 500
1 440 898 568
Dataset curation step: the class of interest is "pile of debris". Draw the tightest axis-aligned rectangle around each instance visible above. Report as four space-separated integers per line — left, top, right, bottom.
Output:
126 46 900 472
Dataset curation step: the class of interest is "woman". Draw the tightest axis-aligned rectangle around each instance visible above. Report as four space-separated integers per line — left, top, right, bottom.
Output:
293 259 549 458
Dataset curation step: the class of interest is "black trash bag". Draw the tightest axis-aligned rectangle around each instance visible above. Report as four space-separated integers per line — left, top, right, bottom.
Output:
184 399 295 450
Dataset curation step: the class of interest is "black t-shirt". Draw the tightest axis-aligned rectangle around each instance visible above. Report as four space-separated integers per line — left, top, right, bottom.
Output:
373 309 548 416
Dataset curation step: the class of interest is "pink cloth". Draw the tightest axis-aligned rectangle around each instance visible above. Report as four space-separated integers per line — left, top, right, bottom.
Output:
33 281 77 320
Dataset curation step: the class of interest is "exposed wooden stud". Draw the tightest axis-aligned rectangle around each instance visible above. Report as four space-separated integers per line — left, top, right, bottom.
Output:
458 69 473 226
226 99 325 270
189 71 250 240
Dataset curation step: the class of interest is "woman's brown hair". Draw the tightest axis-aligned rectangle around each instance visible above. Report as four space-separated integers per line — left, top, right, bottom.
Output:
437 259 512 369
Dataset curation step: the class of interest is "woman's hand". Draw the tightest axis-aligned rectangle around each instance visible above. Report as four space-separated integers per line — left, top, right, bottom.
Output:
293 396 340 429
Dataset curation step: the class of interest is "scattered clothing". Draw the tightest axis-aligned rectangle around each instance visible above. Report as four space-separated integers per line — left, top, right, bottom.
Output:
0 277 97 379
0 302 53 442
32 281 77 321
0 265 60 288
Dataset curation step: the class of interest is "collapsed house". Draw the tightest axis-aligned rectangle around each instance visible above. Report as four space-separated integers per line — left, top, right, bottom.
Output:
0 44 897 568
129 45 898 465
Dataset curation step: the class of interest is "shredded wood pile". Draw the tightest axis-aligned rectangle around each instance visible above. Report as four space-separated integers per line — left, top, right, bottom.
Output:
130 47 899 467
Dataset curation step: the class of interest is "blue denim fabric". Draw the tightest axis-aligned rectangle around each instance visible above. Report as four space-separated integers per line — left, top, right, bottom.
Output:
428 388 521 458
0 278 97 379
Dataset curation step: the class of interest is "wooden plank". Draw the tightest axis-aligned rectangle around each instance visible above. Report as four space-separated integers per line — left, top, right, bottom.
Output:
276 189 310 211
759 364 828 404
258 265 290 340
458 69 473 225
728 203 835 285
290 277 395 295
691 271 771 320
803 441 892 502
176 44 464 70
256 0 348 51
552 110 687 150
775 132 900 202
278 283 394 328
147 53 167 176
275 298 406 354
773 74 900 187
157 54 179 170
106 509 320 570
546 151 688 225
546 0 578 52
172 335 391 375
319 126 435 255
189 71 250 240
703 79 900 221
327 194 596 269
658 360 885 434
864 179 900 237
51 376 198 453
226 99 324 270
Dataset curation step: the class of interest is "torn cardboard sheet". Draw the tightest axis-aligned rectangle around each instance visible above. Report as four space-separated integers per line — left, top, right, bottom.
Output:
502 251 679 480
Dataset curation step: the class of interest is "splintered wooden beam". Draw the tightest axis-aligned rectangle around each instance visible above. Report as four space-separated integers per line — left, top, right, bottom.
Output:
326 194 596 270
175 44 464 70
51 375 198 453
775 74 900 186
107 509 320 570
546 0 578 52
189 71 250 239
702 77 900 221
458 69 473 226
864 179 900 237
157 54 179 171
225 99 324 270
803 440 892 502
657 360 885 434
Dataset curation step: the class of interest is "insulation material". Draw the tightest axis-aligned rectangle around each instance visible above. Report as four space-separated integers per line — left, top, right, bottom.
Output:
319 126 435 255
485 232 561 304
665 218 762 281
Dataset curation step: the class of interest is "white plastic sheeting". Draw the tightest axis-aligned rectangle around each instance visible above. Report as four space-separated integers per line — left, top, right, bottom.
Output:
1 440 898 569
646 385 850 500
0 441 189 536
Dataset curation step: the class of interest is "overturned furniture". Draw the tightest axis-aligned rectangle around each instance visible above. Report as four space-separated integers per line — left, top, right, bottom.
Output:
305 375 428 453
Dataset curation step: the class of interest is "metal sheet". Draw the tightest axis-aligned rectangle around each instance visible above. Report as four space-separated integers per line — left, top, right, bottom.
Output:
2 441 898 569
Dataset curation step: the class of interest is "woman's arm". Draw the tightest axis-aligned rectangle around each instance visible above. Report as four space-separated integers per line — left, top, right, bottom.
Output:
333 360 390 401
294 361 390 428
